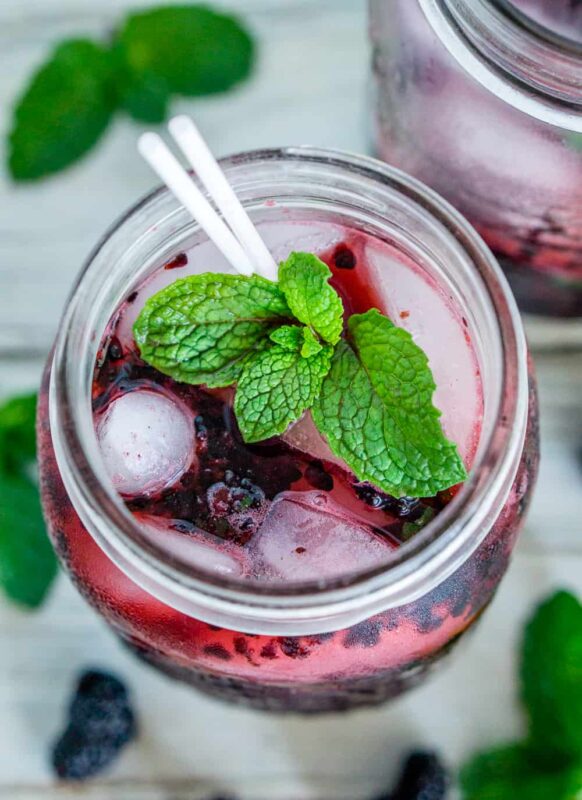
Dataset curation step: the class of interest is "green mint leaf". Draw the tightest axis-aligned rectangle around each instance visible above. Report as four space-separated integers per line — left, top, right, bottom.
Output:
301 327 323 358
134 273 291 388
0 393 37 474
521 590 582 762
116 67 170 124
461 744 582 800
115 6 255 101
269 325 304 352
9 40 116 181
234 344 333 443
269 325 323 358
0 470 57 608
312 309 467 497
278 252 344 345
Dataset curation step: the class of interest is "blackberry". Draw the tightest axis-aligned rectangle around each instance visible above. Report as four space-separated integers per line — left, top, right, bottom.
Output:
333 244 357 270
206 478 267 541
69 670 135 742
355 483 422 518
53 728 125 781
51 670 137 781
390 751 449 800
305 460 334 491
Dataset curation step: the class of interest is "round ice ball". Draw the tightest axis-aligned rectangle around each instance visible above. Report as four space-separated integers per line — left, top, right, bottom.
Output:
97 389 195 496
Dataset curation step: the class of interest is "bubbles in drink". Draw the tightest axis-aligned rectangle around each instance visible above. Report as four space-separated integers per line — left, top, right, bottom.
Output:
96 389 195 496
250 491 395 582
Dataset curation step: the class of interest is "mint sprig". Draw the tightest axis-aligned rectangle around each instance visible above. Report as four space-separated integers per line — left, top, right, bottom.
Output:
134 252 467 498
235 343 333 443
0 393 57 608
462 743 582 799
117 6 254 104
461 591 582 799
0 392 38 474
521 591 582 762
278 253 344 345
9 40 116 181
8 5 255 181
133 273 291 388
313 309 467 498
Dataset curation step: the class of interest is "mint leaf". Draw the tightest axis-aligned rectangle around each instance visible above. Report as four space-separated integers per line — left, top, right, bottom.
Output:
312 309 467 497
461 744 582 800
301 327 323 358
0 393 37 474
234 345 333 443
269 325 304 352
116 66 169 124
9 40 116 181
134 274 291 388
0 470 57 608
279 253 344 345
116 6 254 101
521 590 582 762
269 325 323 358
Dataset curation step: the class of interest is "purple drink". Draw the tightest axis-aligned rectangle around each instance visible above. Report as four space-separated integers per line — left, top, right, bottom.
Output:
371 0 582 317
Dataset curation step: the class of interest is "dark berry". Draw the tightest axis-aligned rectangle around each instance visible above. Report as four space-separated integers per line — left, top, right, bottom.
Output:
206 478 267 540
53 728 124 780
69 670 135 742
390 751 449 800
355 483 422 518
108 338 123 361
52 670 137 781
206 796 237 800
305 460 334 491
333 244 356 270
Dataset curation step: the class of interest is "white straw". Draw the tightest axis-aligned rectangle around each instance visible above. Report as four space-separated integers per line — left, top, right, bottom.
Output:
169 116 279 282
138 132 255 277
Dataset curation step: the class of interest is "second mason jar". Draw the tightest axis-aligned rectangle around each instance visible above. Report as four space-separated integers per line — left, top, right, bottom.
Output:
370 0 582 317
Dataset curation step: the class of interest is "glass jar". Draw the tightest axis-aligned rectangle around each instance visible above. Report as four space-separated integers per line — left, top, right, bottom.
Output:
370 0 582 318
38 148 538 713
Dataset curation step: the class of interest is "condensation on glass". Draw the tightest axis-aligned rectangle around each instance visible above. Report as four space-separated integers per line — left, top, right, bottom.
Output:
370 0 582 317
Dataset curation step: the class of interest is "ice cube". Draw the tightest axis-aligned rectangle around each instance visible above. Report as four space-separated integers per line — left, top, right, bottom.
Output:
137 515 246 576
97 389 195 497
282 412 346 470
250 491 394 582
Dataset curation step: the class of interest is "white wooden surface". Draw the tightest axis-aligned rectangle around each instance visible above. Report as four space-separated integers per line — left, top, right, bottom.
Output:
1 1 582 798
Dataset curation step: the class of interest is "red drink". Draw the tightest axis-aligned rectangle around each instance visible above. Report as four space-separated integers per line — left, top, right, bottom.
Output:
38 149 538 711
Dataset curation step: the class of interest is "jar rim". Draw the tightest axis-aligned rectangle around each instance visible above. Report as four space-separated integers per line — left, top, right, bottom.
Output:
419 0 582 131
50 146 529 632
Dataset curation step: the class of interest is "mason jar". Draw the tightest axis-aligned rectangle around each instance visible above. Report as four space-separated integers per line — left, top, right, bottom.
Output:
370 0 582 318
37 148 538 713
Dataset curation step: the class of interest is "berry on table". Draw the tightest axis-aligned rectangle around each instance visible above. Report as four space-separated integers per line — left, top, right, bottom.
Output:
373 751 449 800
51 669 137 781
